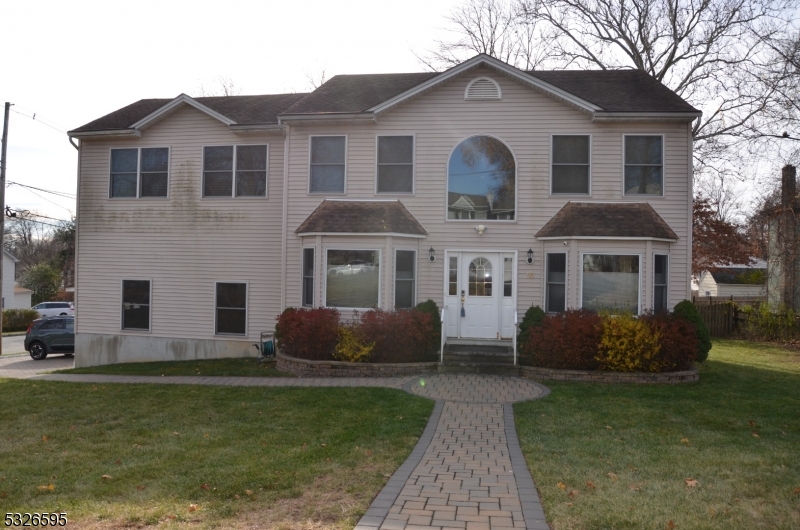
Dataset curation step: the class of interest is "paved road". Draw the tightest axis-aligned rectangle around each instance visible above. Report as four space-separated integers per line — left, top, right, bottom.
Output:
0 350 74 378
2 334 27 354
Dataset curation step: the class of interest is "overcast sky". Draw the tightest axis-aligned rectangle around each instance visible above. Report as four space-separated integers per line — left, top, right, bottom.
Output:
0 0 462 224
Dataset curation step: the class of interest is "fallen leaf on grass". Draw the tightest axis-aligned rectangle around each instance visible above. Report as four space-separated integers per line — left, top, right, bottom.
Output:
629 483 642 491
585 481 596 491
752 432 760 438
749 420 755 427
708 507 717 517
568 489 579 499
680 438 690 445
173 432 180 436
115 459 121 465
666 520 677 529
200 483 210 490
566 502 573 507
366 450 372 456
37 484 54 492
165 515 176 520
41 435 49 443
320 443 326 447
792 487 800 495
606 473 618 481
188 504 198 512
606 426 613 430
557 482 567 490
101 475 113 480
301 443 307 451
245 490 253 496
69 425 76 430
136 486 146 491
0 492 8 499
685 478 699 488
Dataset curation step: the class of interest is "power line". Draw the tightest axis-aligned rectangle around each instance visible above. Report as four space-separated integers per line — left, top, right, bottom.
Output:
7 181 76 199
9 108 67 135
13 185 74 214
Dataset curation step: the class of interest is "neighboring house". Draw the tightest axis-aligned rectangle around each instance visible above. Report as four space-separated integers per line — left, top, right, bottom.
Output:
2 251 32 309
67 54 700 367
696 261 767 298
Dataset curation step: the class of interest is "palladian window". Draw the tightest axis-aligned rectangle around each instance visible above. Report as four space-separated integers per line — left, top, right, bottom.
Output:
448 136 515 220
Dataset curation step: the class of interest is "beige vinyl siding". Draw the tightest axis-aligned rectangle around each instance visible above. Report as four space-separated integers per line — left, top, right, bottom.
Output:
76 105 284 340
284 67 691 314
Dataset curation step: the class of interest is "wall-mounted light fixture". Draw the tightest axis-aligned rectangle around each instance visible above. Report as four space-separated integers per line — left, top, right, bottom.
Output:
526 248 533 264
429 247 436 262
475 224 486 235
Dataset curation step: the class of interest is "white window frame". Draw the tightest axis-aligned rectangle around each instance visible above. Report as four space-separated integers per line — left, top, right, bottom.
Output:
375 134 415 195
393 248 417 309
308 135 347 194
653 253 670 311
445 134 518 223
579 252 642 315
622 134 665 198
544 252 568 313
120 278 152 332
201 144 269 199
214 281 249 336
108 147 171 199
302 247 315 308
550 134 592 196
323 247 381 310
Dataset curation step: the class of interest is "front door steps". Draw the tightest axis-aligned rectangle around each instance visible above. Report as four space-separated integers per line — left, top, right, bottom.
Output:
439 338 519 375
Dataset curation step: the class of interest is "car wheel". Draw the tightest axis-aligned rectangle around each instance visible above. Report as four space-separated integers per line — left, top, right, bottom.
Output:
29 342 47 361
59 313 68 316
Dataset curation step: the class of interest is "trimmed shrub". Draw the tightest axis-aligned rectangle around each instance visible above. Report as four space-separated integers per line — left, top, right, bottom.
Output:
644 313 698 371
275 307 339 360
673 300 712 362
414 299 441 351
360 309 436 363
597 313 662 372
518 306 546 346
523 309 603 370
739 304 799 342
333 325 374 363
3 309 39 332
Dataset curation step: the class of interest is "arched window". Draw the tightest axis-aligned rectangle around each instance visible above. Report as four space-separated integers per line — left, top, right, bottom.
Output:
469 257 493 296
448 136 515 220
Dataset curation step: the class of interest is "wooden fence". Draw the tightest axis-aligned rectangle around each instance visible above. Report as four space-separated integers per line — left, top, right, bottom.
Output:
691 296 762 338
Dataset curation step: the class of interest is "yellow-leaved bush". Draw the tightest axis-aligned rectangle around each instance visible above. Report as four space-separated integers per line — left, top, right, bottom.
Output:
333 326 375 363
596 313 662 372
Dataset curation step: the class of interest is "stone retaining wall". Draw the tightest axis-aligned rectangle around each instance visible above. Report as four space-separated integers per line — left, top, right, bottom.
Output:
277 352 438 378
519 365 699 384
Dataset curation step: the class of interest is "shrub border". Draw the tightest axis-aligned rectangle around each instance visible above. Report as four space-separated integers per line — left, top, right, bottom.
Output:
277 351 439 378
519 365 699 384
278 351 699 383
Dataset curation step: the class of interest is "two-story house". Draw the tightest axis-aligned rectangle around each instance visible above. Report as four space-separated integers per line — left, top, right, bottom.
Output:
67 54 700 367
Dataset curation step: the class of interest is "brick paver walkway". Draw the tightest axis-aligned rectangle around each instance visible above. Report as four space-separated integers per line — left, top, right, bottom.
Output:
355 375 550 530
0 356 551 529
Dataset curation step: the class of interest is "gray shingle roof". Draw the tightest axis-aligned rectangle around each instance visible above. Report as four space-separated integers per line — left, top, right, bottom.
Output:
296 200 427 236
70 93 309 133
281 72 438 115
535 202 678 240
529 70 698 113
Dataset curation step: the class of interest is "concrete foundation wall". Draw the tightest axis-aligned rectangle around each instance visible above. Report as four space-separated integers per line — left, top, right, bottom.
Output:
75 332 258 368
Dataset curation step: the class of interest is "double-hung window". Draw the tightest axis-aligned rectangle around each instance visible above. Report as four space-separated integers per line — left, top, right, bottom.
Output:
395 250 416 308
310 136 346 193
122 280 151 331
551 136 590 194
654 254 669 311
545 253 566 312
203 145 268 197
624 135 663 195
110 148 169 198
377 136 414 193
302 248 314 307
215 282 247 335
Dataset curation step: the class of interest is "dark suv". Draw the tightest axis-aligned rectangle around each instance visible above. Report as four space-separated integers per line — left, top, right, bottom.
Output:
24 317 75 360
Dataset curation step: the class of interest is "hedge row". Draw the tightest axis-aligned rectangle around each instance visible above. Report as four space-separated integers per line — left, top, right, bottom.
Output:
3 309 39 333
519 302 710 373
274 301 440 363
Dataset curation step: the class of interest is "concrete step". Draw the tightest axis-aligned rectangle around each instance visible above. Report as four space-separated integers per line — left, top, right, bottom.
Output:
443 352 515 364
437 363 521 375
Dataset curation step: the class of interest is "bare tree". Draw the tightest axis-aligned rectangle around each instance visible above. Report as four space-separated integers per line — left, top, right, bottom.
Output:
422 0 798 185
196 76 242 97
305 68 329 90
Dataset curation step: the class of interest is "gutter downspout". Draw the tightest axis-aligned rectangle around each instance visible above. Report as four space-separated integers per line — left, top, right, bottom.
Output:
280 125 290 312
69 136 79 150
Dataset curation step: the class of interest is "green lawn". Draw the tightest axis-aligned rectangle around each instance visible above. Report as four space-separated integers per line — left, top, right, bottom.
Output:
515 339 800 530
0 381 433 529
57 357 294 377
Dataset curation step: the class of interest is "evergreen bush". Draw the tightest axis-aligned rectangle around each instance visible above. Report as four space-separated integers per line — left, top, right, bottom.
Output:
673 300 712 362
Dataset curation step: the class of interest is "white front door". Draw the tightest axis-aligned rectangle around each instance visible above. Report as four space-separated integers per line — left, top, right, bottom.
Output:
461 253 501 339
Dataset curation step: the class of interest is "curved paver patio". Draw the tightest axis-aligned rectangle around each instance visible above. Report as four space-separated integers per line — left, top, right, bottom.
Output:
0 355 551 529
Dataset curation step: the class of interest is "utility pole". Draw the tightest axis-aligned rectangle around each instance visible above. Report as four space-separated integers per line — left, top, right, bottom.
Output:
0 102 11 356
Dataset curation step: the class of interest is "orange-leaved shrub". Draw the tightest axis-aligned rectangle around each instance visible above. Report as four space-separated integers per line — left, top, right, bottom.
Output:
275 307 339 360
641 312 698 371
522 309 603 369
596 313 662 372
359 309 437 363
